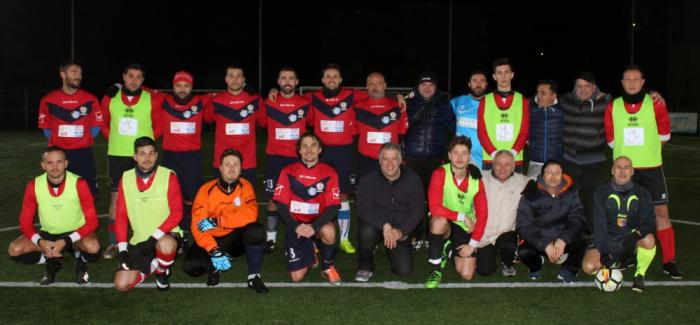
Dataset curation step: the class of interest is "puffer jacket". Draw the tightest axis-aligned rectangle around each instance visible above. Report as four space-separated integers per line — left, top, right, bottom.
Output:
528 97 564 163
560 91 612 164
516 174 585 251
404 90 454 157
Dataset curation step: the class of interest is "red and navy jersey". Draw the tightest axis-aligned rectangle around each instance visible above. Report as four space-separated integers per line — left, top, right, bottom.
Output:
38 89 103 149
160 94 209 152
272 162 341 223
306 88 368 146
354 96 408 159
260 94 310 157
205 91 262 169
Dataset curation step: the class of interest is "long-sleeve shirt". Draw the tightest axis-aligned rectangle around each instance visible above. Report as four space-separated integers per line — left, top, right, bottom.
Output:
19 176 98 244
477 92 530 164
100 88 164 141
603 95 671 151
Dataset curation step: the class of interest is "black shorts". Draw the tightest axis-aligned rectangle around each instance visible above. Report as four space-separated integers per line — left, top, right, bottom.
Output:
356 154 379 181
449 222 474 256
64 147 98 196
264 155 298 200
320 144 355 194
38 231 73 253
108 156 135 192
284 226 316 272
122 233 182 274
162 150 203 202
633 167 669 205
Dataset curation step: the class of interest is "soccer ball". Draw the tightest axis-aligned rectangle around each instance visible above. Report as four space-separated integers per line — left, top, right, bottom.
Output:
594 268 623 292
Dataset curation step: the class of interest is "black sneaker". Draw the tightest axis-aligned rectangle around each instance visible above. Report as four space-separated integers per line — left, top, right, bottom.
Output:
155 269 171 291
178 235 191 256
264 240 276 254
207 270 221 287
40 259 62 285
247 275 269 293
75 258 89 285
662 261 683 280
632 274 645 293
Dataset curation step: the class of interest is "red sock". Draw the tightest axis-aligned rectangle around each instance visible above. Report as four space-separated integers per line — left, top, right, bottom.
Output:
657 227 676 263
128 273 146 290
155 250 176 274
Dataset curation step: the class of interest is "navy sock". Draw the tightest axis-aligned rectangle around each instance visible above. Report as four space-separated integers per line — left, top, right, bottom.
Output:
245 244 265 275
317 240 337 270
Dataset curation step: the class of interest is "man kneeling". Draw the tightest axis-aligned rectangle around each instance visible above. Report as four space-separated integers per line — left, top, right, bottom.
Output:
582 156 656 292
8 146 99 285
114 137 183 292
182 148 268 293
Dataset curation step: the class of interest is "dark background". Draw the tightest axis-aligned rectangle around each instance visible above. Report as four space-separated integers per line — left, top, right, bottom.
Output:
1 0 698 129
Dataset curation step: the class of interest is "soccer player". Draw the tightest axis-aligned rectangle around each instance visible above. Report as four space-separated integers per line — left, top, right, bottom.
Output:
113 137 182 292
450 70 488 169
355 143 424 281
182 149 268 292
425 136 487 288
517 160 587 284
8 147 100 285
582 156 656 292
159 71 209 252
205 65 262 186
101 63 163 259
477 58 529 172
260 66 310 253
273 132 342 285
38 60 103 196
354 72 407 179
604 65 680 279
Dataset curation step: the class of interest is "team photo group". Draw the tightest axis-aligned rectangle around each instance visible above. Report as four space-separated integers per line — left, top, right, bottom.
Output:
7 56 681 294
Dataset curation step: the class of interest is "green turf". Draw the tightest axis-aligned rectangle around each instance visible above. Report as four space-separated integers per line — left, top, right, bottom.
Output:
1 130 699 323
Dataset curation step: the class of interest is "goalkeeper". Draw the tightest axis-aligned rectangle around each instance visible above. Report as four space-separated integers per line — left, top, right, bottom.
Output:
182 149 268 293
582 156 656 292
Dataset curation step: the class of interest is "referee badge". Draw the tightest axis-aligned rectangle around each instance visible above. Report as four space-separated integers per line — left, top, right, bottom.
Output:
616 214 628 227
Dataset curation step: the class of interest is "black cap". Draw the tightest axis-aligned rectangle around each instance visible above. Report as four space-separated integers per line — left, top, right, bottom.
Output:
416 71 438 86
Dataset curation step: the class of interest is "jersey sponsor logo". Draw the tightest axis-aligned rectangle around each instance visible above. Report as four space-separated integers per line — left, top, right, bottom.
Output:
274 184 284 196
332 187 340 199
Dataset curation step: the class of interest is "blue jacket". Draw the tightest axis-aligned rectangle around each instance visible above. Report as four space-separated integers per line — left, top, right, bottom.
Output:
528 97 564 163
404 90 454 157
450 94 483 168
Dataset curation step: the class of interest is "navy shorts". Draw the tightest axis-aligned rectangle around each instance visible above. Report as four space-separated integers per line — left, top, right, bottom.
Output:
108 156 135 192
633 167 669 205
320 144 355 194
449 221 474 257
264 155 298 200
64 147 98 196
121 233 182 274
284 226 316 272
212 167 258 190
162 150 203 202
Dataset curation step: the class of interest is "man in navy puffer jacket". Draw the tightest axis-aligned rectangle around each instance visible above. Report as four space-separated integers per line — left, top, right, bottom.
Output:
527 80 564 177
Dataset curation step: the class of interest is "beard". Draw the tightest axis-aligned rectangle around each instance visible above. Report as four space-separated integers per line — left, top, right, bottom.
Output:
281 85 295 95
66 79 81 90
469 86 485 98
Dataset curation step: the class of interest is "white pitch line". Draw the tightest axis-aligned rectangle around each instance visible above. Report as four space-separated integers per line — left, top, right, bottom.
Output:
0 281 698 289
671 219 700 226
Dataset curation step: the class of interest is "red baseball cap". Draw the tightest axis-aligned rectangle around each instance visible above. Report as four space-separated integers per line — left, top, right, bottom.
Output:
173 71 193 86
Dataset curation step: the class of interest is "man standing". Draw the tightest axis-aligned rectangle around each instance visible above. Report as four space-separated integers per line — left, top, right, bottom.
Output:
527 79 564 177
273 133 343 285
38 60 103 196
8 147 100 285
183 149 268 292
205 65 262 186
582 156 657 292
477 58 529 171
101 63 162 258
425 136 487 288
604 65 680 279
355 143 424 281
450 70 488 169
354 72 407 178
113 137 182 292
160 71 209 252
477 150 529 277
260 66 310 253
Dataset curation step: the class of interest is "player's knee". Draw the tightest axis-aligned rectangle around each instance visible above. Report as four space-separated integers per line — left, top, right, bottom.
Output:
429 217 448 231
582 260 599 275
80 238 101 254
114 277 133 292
243 222 266 246
182 259 206 277
639 234 655 249
517 245 536 260
319 223 336 241
392 264 412 277
460 269 475 281
290 269 307 282
156 236 177 254
7 243 22 257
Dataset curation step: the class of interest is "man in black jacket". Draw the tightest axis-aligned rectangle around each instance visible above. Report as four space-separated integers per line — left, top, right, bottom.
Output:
355 143 425 281
581 156 656 292
516 159 587 284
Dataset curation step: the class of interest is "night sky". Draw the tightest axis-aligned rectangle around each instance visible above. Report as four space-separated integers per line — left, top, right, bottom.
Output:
1 0 698 129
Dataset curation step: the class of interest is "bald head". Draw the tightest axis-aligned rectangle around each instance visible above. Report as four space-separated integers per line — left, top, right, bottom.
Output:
366 72 386 99
612 156 634 186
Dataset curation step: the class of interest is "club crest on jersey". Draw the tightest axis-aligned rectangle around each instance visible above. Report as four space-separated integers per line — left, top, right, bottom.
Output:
71 111 80 119
389 112 397 120
315 182 325 191
240 110 248 118
289 114 297 122
340 102 347 109
332 107 341 115
233 196 241 207
381 116 390 124
274 184 284 196
307 187 317 196
297 109 305 116
79 106 87 115
191 105 198 113
183 110 192 118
